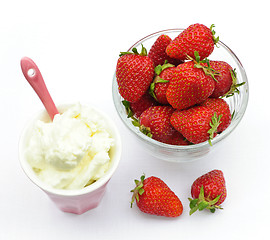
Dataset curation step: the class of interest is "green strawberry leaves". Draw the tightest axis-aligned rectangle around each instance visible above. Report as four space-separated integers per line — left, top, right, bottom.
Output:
190 52 246 98
188 51 220 81
149 62 174 101
222 68 246 98
119 44 148 57
149 77 169 101
210 24 219 45
208 113 222 146
188 186 223 215
122 100 141 128
130 174 145 207
122 100 134 118
122 100 153 138
154 61 175 75
139 125 153 138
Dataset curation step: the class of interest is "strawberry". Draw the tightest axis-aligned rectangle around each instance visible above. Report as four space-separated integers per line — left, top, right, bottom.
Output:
139 105 188 145
208 61 233 98
166 60 215 110
131 174 183 217
149 63 176 104
166 23 219 61
170 106 222 145
148 34 184 67
166 130 190 146
122 93 158 119
200 98 231 133
189 170 227 215
209 62 245 98
116 45 155 102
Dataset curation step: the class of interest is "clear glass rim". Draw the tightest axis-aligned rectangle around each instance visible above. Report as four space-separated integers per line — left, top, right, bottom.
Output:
112 29 249 151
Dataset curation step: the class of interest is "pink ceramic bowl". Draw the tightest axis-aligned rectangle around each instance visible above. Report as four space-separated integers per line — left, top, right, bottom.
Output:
19 104 122 214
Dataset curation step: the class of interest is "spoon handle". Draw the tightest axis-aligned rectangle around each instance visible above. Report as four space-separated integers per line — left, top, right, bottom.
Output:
21 57 59 120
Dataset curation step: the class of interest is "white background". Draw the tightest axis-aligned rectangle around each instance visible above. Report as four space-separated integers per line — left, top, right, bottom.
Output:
1 0 269 239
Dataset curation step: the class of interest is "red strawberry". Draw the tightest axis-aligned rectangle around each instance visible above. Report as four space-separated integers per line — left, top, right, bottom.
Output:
166 23 219 61
131 175 183 217
200 98 231 133
148 34 184 67
208 61 234 98
139 106 188 145
116 46 155 102
209 62 245 98
149 63 176 104
122 93 158 119
189 170 227 215
170 106 222 145
166 60 215 110
166 130 190 146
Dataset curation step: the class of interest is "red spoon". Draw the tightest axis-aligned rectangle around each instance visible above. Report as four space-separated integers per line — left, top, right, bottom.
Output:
21 57 59 120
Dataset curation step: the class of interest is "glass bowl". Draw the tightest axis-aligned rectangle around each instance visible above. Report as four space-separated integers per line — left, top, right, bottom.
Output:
112 29 249 162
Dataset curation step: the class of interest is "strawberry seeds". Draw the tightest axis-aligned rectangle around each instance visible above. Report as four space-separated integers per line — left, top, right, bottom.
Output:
116 23 245 146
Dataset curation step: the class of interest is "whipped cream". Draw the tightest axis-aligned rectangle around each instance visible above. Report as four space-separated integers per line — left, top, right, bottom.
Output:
25 103 114 190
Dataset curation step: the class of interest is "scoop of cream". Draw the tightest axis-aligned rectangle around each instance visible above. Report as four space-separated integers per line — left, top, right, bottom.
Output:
25 103 114 190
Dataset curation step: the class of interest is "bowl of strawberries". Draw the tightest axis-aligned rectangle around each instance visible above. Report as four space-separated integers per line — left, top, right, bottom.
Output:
112 24 249 162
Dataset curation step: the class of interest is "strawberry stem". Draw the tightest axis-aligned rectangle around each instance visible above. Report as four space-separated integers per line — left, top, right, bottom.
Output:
140 44 148 56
